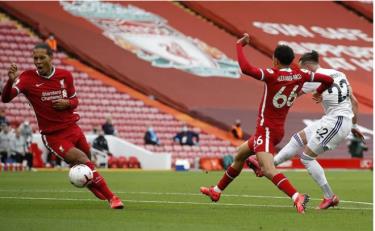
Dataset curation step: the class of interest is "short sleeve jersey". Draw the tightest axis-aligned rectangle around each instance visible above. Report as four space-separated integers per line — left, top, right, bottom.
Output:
256 67 314 129
301 68 353 119
14 67 80 134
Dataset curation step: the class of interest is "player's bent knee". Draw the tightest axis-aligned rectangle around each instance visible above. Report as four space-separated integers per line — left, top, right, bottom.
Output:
299 152 315 168
258 161 277 179
234 144 252 162
262 167 276 179
234 154 246 163
64 148 90 165
303 146 318 158
297 131 307 145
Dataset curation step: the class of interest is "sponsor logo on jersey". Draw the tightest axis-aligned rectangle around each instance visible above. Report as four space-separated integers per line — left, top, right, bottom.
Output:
35 83 44 87
60 0 240 78
41 90 65 101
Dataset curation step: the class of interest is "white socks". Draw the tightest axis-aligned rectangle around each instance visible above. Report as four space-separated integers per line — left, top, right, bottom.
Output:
292 192 299 202
213 186 222 193
300 152 334 199
274 134 304 166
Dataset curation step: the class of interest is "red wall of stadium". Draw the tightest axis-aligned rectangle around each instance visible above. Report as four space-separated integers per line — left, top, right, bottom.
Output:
182 1 373 109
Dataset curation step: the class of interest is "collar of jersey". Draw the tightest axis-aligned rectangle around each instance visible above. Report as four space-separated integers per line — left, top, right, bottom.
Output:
36 66 55 79
279 67 292 72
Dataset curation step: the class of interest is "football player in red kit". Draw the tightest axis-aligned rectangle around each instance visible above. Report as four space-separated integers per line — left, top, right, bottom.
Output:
200 34 333 214
2 43 123 209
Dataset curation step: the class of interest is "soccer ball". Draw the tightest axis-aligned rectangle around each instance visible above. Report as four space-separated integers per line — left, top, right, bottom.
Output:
69 164 93 188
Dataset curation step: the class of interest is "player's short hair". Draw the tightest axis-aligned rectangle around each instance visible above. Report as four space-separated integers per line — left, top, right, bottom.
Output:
299 50 319 64
33 43 53 57
274 45 294 65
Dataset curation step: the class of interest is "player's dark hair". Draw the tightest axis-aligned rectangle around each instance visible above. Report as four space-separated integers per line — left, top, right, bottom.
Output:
299 50 319 64
274 45 294 65
33 43 53 57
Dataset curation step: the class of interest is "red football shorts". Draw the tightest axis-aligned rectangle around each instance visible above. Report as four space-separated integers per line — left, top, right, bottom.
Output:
248 126 284 154
41 124 90 159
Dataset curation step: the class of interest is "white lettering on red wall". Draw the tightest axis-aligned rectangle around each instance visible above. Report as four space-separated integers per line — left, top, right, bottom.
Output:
253 22 373 72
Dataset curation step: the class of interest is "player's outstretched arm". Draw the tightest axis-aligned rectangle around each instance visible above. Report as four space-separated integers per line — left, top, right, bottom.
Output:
311 73 333 94
236 33 264 80
2 63 20 103
349 87 365 141
350 86 359 125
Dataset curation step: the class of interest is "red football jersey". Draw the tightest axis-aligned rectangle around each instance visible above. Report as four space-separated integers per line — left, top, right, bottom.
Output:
13 67 80 134
236 43 333 130
255 67 312 129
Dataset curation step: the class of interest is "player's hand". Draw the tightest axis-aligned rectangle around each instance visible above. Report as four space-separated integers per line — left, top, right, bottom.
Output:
52 99 70 110
297 90 305 97
237 33 250 46
351 128 365 143
8 63 18 82
312 92 322 103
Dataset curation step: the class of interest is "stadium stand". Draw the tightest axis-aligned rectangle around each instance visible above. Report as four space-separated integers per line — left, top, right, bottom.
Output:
339 1 373 22
0 1 372 166
0 13 238 167
180 1 373 109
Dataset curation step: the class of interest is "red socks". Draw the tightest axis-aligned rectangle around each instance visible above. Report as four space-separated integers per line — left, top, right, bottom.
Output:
217 166 240 191
272 173 297 198
85 161 114 200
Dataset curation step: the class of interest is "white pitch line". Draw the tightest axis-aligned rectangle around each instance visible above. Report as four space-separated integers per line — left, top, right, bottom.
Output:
0 189 372 206
0 196 371 211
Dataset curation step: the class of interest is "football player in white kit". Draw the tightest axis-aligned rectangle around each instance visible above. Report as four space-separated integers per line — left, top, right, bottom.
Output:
247 50 364 209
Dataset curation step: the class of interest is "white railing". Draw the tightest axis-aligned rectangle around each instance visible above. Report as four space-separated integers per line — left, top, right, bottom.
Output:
32 133 172 170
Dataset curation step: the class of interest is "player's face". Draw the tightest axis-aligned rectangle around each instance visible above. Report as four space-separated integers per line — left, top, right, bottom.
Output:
299 61 311 71
33 48 52 76
272 55 279 68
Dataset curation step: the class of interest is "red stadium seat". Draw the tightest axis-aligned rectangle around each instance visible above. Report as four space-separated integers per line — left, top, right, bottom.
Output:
0 17 239 168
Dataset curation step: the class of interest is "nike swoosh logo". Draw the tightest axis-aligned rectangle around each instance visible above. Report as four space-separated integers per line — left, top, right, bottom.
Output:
35 83 44 87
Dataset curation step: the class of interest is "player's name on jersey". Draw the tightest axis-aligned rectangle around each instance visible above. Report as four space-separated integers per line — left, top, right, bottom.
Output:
277 74 302 82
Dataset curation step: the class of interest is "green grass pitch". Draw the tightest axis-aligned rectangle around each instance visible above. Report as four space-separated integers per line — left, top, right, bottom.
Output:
0 170 372 231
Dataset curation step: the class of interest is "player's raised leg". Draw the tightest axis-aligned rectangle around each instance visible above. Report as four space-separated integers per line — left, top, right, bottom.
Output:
74 134 106 201
274 132 306 166
256 152 309 214
247 131 307 177
200 140 254 202
64 147 124 209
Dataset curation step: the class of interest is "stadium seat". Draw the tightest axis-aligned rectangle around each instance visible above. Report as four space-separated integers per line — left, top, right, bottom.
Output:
0 16 239 166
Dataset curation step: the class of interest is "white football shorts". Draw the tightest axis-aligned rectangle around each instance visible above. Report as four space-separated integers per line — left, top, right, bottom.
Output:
304 115 352 155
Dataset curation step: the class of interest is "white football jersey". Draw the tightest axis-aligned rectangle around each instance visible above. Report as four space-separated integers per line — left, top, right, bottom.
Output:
301 68 353 119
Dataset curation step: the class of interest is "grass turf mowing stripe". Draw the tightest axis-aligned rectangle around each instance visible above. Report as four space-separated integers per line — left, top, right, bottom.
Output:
0 189 372 206
0 196 371 211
